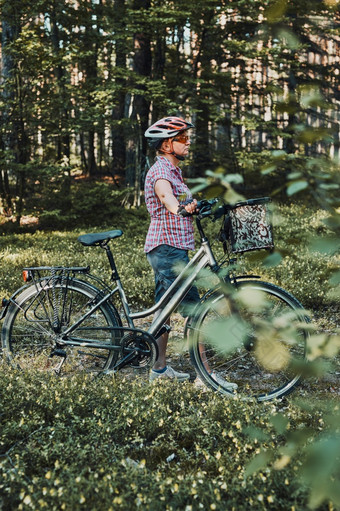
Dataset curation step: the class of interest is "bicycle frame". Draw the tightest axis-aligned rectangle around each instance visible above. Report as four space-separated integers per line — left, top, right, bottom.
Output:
59 220 222 343
134 239 219 336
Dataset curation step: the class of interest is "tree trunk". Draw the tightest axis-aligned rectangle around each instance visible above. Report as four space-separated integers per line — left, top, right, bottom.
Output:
151 34 166 122
88 130 98 175
1 10 18 215
1 4 29 222
111 0 127 178
50 4 70 160
191 19 214 176
127 0 152 188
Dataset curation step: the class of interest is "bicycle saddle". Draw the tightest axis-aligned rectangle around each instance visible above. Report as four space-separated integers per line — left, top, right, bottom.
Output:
77 230 123 246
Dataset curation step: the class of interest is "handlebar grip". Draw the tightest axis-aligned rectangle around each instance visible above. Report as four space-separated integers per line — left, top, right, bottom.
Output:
196 198 219 218
177 205 193 217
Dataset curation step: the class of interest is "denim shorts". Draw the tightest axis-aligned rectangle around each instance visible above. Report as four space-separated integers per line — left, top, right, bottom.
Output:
146 244 200 317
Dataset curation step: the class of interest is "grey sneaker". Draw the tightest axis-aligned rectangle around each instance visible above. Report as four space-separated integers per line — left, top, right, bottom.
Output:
149 365 190 383
211 371 238 391
194 371 238 391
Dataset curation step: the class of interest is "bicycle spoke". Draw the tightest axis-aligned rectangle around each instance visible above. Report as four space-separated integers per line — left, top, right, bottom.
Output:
2 280 121 374
189 282 309 401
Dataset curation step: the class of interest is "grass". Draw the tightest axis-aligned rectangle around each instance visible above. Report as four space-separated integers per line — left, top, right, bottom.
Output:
0 200 339 510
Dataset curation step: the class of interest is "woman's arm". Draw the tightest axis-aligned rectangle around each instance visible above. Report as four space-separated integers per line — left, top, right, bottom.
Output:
155 179 197 215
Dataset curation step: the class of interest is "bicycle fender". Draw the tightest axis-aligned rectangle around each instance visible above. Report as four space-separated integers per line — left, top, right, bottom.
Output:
0 282 34 320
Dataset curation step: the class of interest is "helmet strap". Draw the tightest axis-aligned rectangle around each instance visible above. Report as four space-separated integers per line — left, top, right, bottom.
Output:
159 139 185 161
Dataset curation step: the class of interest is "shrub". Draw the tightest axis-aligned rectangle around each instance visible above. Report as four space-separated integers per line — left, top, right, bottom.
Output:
0 366 327 511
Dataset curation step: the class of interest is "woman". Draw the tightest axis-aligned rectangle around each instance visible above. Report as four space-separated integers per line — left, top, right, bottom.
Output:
144 116 238 391
144 116 199 382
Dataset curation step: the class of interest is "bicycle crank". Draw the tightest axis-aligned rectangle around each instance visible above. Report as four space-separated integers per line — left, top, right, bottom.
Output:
120 331 158 369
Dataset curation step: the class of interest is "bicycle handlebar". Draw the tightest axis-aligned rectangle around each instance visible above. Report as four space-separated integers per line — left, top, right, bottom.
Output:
178 196 271 219
196 199 219 218
196 196 271 219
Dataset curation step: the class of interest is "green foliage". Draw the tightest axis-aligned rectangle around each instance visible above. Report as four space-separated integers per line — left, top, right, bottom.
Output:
252 203 338 308
0 366 333 511
0 173 150 232
244 399 340 510
0 196 338 510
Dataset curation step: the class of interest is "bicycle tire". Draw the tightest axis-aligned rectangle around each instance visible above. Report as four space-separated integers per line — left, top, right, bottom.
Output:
1 279 122 375
189 279 310 402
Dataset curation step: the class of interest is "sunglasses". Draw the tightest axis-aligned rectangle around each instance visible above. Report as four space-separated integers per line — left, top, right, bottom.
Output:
172 133 190 144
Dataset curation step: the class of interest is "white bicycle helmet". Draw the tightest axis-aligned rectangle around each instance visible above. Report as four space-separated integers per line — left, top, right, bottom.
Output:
145 116 194 140
144 116 194 160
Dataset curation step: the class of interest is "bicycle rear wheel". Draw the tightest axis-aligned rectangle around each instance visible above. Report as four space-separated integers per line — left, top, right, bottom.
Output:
189 280 310 402
2 279 122 375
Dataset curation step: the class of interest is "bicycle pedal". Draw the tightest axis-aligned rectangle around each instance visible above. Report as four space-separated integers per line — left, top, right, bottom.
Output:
50 348 67 358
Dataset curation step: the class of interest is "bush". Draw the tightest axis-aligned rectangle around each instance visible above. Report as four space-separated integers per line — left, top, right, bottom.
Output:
0 201 337 311
0 366 328 511
232 203 338 309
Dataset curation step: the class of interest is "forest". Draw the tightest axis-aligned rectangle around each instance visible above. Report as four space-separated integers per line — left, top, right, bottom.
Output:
0 0 339 510
0 0 339 222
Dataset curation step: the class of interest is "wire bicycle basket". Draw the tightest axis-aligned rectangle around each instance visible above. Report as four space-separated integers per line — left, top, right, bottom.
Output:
219 197 274 254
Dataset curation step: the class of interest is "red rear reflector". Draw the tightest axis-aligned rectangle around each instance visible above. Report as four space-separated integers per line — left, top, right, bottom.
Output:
23 270 30 282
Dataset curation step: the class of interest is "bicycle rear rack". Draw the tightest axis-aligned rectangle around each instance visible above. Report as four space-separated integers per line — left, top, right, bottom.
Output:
22 266 114 295
23 266 90 282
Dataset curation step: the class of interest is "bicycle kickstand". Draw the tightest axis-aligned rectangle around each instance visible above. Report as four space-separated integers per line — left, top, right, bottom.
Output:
48 348 67 375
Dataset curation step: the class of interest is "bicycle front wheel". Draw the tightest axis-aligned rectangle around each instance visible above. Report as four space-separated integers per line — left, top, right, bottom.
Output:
2 279 122 375
189 280 310 402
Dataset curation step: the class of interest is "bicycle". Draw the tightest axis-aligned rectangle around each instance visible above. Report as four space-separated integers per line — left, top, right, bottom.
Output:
0 197 310 402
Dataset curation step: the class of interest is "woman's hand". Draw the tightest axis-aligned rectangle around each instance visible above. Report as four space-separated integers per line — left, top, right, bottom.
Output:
177 199 199 217
183 199 199 215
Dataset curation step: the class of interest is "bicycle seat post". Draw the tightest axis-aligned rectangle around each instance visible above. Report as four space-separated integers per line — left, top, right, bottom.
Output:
101 243 120 281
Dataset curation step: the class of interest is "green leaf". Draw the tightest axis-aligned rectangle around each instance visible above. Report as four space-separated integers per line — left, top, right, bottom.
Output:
243 426 270 442
319 183 339 190
189 183 210 194
245 450 273 477
286 180 309 196
270 413 289 435
302 436 340 508
287 171 302 180
277 28 300 50
222 173 244 185
265 0 288 23
329 270 340 285
297 128 333 144
201 313 247 355
261 165 277 175
262 251 283 267
271 150 287 158
306 333 340 360
309 236 340 255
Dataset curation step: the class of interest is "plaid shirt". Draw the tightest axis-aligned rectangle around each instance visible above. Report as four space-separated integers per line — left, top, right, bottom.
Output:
144 156 195 253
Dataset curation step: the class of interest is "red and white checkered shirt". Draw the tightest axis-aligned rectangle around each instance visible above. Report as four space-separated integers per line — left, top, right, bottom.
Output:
144 156 195 253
